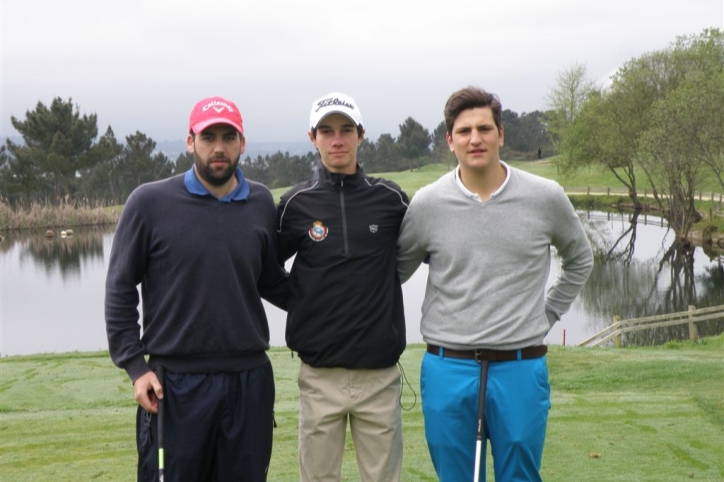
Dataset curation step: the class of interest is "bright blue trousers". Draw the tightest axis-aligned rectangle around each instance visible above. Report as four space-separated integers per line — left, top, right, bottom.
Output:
421 351 550 482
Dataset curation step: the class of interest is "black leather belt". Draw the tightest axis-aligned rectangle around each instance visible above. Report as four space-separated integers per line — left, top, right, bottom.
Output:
426 344 548 362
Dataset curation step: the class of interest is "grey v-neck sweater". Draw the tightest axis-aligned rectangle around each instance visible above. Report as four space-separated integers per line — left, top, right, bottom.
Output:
397 166 593 350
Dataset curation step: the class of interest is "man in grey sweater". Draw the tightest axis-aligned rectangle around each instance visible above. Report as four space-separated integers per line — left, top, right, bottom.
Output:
397 86 593 482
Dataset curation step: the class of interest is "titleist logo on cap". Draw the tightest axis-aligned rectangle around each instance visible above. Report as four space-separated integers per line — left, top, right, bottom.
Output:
202 100 235 113
315 97 355 112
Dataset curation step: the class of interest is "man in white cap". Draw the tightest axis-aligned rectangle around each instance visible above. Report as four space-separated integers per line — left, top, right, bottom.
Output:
276 92 409 481
106 96 287 481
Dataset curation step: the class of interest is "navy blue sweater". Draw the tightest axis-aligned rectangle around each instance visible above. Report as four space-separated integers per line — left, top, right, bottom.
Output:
105 172 287 382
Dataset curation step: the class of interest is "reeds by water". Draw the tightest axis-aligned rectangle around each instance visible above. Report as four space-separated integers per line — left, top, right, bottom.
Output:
0 198 121 231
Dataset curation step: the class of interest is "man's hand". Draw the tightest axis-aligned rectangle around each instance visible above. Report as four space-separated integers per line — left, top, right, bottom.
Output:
133 370 164 413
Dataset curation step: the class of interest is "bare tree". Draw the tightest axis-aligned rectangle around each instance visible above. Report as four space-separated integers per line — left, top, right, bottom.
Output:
544 62 596 166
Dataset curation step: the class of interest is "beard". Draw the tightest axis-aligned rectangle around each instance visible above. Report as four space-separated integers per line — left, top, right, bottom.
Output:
193 151 241 187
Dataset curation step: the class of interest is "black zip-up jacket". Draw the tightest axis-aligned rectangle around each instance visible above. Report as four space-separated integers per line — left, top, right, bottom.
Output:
277 163 409 368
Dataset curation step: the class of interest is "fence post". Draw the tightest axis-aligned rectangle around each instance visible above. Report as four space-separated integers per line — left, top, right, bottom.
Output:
614 315 622 347
688 305 698 342
607 187 610 196
587 186 590 195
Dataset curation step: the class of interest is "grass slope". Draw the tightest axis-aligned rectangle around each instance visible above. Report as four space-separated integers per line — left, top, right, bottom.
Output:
1 337 722 481
270 160 724 202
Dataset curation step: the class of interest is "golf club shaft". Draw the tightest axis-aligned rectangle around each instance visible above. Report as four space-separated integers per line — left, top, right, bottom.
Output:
473 439 483 482
473 359 489 482
156 366 165 482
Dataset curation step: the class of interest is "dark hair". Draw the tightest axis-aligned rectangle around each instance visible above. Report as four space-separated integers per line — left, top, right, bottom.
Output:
444 86 502 135
310 125 365 140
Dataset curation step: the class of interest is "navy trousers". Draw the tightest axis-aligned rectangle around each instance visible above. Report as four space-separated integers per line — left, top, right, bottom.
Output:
136 361 275 482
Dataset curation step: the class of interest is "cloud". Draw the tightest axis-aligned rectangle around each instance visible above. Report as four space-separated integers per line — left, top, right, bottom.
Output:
2 0 722 144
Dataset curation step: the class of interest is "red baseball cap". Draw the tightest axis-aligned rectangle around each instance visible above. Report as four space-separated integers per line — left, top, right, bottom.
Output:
189 96 244 134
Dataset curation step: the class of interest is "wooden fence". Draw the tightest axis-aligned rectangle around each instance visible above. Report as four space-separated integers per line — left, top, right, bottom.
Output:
578 304 724 348
562 186 724 203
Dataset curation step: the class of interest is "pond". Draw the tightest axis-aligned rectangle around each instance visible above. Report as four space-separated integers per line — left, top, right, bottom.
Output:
1 211 723 356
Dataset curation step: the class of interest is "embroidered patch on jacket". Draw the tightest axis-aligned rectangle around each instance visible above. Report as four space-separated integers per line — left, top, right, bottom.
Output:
369 224 378 233
308 220 329 242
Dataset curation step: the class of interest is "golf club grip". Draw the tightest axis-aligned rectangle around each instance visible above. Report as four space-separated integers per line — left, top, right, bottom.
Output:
476 360 489 439
474 359 490 482
156 366 165 481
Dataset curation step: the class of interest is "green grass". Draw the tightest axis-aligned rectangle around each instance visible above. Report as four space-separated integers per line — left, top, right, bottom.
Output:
271 159 724 202
1 337 723 481
509 158 724 195
270 160 724 232
269 163 455 202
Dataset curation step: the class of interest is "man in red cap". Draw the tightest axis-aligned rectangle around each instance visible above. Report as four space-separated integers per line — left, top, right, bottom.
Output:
105 96 287 481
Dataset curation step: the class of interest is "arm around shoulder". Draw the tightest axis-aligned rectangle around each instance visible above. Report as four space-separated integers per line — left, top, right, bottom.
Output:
396 196 428 284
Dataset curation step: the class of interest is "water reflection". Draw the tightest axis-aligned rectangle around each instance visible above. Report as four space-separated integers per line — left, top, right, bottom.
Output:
1 227 114 356
575 211 724 345
2 211 723 356
16 229 107 281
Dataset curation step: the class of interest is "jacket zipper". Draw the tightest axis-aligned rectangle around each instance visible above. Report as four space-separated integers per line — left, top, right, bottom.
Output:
340 179 349 255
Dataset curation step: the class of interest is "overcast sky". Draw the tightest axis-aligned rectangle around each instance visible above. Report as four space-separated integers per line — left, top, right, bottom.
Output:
2 0 723 146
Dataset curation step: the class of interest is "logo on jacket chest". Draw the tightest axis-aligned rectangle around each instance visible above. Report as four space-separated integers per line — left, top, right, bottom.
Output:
308 220 329 242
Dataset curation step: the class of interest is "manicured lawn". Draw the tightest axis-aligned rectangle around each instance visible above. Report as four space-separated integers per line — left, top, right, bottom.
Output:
271 160 724 201
1 336 723 481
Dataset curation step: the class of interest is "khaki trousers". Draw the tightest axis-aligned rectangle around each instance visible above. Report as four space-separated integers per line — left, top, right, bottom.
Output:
297 363 403 482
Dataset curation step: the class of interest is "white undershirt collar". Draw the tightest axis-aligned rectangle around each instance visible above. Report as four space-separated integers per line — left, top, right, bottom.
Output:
454 160 510 203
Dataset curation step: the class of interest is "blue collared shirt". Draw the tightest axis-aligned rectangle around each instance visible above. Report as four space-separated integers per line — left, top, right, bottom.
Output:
184 167 250 203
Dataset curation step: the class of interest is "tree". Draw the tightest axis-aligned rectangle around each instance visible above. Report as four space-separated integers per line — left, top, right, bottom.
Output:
518 111 551 158
564 90 644 210
266 151 314 189
430 121 455 168
500 110 551 160
639 66 720 236
500 109 522 152
559 28 724 238
1 139 48 204
293 152 316 185
545 62 596 167
0 145 14 201
80 126 124 204
357 138 378 171
667 29 724 191
396 117 431 171
5 97 100 203
373 134 399 173
625 29 723 237
116 132 172 199
174 152 194 174
240 155 271 186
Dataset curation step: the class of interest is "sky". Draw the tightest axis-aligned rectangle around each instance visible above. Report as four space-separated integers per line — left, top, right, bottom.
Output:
2 0 723 147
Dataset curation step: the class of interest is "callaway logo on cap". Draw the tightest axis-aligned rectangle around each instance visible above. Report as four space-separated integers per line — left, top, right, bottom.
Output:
189 96 244 134
309 92 364 130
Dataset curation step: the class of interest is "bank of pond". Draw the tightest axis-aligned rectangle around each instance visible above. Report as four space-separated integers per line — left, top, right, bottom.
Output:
1 210 723 357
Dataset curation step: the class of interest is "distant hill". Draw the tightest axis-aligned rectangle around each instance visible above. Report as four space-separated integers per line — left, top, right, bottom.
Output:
1 135 23 145
140 139 314 162
1 136 313 163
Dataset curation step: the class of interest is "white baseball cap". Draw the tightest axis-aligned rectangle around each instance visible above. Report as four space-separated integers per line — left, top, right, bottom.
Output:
309 92 364 129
